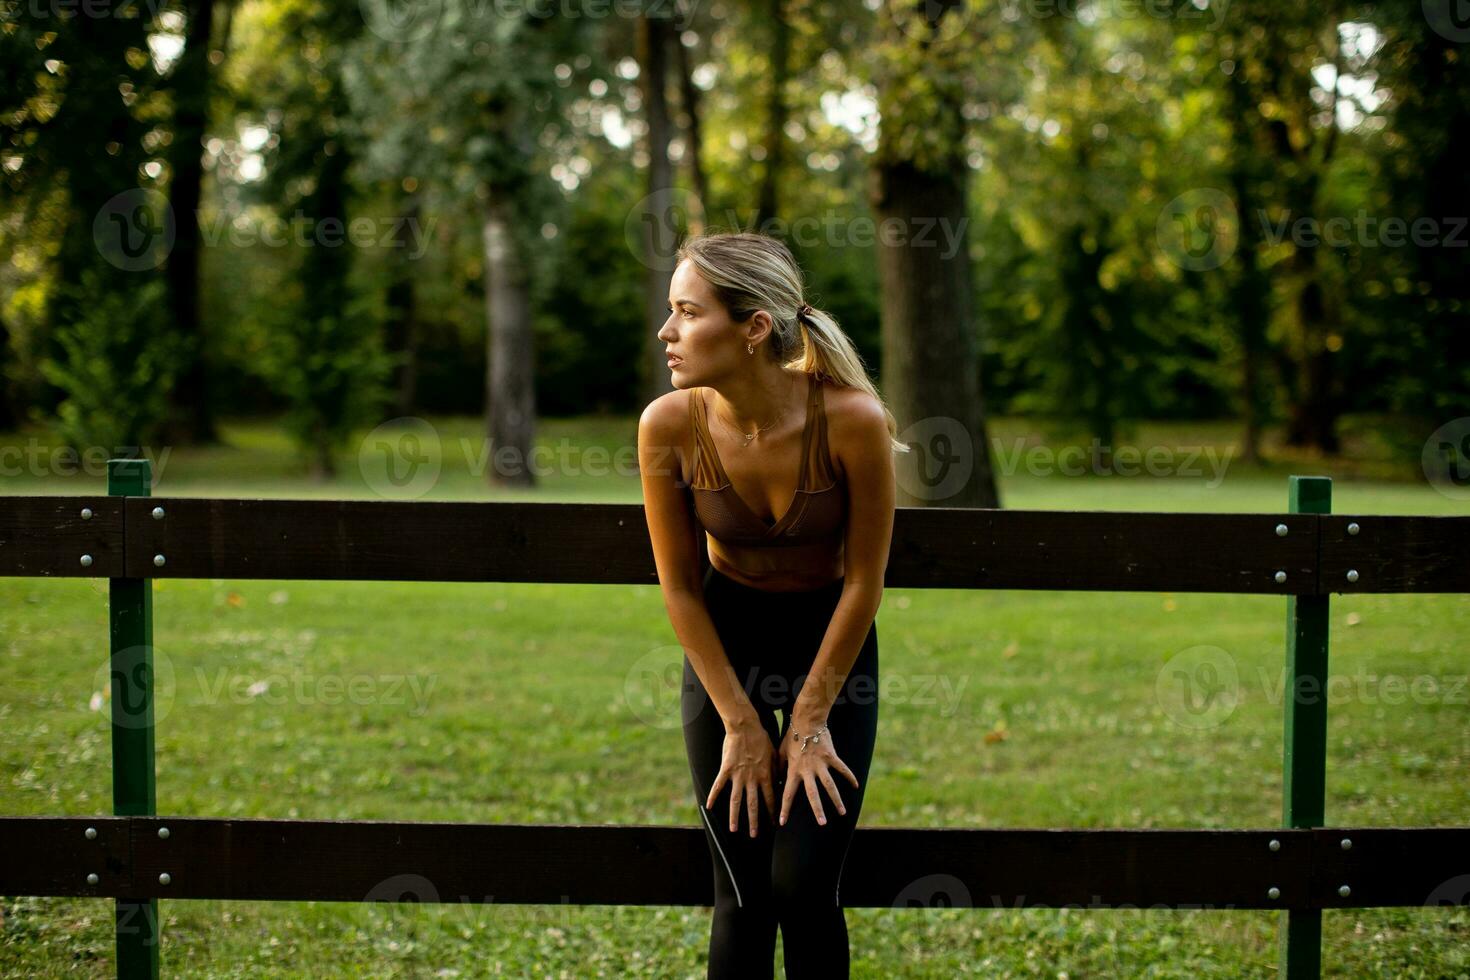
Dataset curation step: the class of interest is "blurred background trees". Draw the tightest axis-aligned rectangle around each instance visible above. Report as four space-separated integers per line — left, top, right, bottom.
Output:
1 0 1465 489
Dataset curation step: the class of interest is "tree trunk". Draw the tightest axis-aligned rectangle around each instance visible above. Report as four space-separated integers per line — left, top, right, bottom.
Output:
1280 171 1340 454
636 13 678 407
1225 131 1270 465
481 192 536 489
0 314 14 432
870 157 999 508
385 192 422 416
165 0 219 445
753 0 790 232
672 24 708 233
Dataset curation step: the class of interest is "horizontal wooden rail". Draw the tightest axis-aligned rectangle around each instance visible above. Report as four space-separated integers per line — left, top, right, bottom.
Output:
3 495 1466 593
3 817 1466 911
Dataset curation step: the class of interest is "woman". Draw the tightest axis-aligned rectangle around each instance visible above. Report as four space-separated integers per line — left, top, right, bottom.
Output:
637 232 905 978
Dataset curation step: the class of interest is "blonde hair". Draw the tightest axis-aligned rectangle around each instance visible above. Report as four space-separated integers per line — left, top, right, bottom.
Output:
675 231 911 455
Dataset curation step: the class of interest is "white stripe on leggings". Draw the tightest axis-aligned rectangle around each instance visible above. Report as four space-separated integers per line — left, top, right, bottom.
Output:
698 802 744 908
834 833 853 907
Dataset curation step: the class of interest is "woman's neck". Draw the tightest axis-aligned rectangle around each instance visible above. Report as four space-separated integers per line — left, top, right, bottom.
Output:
710 366 802 436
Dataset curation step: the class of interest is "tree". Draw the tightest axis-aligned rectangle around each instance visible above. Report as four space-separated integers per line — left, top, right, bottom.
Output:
345 1 596 488
866 0 999 507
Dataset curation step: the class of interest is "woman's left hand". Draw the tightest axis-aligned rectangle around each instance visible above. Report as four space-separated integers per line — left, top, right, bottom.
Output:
778 721 860 827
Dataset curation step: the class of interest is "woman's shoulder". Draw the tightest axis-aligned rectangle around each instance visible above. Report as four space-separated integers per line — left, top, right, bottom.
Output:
814 376 889 482
638 387 699 438
817 376 886 433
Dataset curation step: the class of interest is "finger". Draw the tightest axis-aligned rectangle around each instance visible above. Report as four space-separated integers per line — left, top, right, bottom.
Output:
805 775 827 826
833 756 860 789
779 774 797 826
747 786 760 838
817 768 847 817
706 768 728 810
729 782 744 834
761 772 778 821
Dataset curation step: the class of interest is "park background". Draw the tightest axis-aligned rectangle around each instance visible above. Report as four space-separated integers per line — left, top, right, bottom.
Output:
2 0 1468 975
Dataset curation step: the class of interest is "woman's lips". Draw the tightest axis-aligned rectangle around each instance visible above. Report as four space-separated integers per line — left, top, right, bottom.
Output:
666 355 682 366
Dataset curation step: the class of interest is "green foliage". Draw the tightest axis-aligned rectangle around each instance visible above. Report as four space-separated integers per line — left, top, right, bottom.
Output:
37 270 189 450
251 292 396 471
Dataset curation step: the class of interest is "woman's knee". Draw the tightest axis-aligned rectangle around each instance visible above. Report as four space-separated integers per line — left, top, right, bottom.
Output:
771 856 840 914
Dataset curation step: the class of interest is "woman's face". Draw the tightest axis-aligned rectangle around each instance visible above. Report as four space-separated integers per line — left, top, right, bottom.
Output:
658 260 764 388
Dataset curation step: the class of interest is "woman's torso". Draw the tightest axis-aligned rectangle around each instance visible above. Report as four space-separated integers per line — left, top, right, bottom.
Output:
686 371 847 591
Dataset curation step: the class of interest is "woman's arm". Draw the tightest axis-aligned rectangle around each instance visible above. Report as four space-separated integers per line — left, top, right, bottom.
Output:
788 392 896 730
637 392 760 729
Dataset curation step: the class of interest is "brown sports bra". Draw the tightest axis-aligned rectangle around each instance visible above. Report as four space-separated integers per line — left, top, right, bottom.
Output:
688 372 846 588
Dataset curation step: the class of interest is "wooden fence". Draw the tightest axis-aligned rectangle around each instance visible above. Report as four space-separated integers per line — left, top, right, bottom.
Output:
1 459 1467 978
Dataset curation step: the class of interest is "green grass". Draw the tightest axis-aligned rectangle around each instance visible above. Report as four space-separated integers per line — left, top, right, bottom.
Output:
2 412 1467 977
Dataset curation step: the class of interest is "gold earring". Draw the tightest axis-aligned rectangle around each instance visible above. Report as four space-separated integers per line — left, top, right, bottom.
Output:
746 343 754 354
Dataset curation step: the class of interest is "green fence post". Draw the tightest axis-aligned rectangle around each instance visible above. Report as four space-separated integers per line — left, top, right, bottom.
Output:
1280 475 1331 980
108 458 160 980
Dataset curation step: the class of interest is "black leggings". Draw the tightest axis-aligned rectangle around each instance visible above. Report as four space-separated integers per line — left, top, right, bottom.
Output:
682 563 880 980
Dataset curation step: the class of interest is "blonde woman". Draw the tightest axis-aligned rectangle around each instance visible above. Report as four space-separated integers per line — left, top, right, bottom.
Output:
638 232 904 978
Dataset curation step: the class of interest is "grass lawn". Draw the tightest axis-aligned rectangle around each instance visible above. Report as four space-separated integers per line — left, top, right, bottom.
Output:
2 412 1466 977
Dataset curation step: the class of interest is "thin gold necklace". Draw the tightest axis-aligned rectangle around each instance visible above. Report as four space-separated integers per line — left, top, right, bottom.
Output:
713 374 795 447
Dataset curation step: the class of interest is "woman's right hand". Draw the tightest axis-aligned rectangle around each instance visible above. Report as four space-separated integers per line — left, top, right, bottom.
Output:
706 714 779 838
